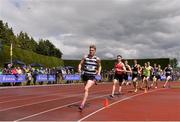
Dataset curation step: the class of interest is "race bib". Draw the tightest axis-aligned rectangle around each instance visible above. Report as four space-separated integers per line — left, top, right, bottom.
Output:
167 71 171 74
86 65 95 70
133 71 138 74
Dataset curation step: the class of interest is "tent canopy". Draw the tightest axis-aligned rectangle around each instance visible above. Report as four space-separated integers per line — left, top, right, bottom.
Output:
4 59 25 66
30 63 44 67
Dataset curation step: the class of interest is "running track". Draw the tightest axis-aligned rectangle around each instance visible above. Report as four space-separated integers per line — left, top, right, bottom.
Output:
0 82 179 121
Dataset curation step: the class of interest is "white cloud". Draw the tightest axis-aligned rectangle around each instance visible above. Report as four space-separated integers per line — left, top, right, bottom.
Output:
104 53 114 59
0 0 180 65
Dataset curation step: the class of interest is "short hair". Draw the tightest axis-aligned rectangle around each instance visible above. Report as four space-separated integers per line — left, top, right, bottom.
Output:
89 45 96 50
117 55 122 58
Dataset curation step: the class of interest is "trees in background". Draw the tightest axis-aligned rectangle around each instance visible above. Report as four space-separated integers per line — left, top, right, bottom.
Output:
170 58 178 68
0 20 62 58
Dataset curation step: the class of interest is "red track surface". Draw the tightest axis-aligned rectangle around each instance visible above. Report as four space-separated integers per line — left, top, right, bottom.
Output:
0 82 179 121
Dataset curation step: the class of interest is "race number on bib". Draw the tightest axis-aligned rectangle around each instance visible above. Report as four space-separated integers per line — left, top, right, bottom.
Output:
86 65 95 70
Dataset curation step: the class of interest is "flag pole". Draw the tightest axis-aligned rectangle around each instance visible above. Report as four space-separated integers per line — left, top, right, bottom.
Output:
10 43 12 64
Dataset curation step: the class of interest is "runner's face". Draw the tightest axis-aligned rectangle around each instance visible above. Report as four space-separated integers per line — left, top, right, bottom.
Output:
89 48 96 56
125 61 128 64
117 56 122 62
134 60 137 64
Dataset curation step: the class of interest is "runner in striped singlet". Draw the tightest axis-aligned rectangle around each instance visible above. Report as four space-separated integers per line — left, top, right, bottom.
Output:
78 45 101 111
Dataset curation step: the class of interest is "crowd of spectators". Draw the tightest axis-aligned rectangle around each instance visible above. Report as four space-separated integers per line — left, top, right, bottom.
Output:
0 63 180 86
0 63 75 86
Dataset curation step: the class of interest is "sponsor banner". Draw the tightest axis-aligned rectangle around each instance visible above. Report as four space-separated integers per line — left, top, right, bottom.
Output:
95 75 102 81
36 75 56 82
161 75 166 81
128 76 132 81
63 74 102 81
63 74 81 81
0 75 26 83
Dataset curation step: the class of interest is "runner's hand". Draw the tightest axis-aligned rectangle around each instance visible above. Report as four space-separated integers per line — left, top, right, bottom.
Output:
78 69 81 74
97 72 101 76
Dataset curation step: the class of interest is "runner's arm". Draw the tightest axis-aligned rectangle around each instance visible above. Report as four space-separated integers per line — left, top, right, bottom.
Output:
97 58 102 76
78 56 85 73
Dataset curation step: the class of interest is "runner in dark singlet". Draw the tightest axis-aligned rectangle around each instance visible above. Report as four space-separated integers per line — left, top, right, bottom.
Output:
122 60 132 86
132 60 141 92
163 64 173 88
151 64 162 88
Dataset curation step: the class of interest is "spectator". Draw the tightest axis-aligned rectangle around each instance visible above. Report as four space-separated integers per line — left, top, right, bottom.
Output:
17 67 23 75
11 67 18 86
32 69 38 85
0 68 2 75
26 70 32 85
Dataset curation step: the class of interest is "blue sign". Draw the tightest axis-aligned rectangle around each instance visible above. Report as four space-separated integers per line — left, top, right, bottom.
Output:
63 74 102 81
95 75 102 81
63 74 81 81
161 75 166 81
36 75 56 82
48 75 56 81
128 76 132 81
36 75 47 82
0 75 26 83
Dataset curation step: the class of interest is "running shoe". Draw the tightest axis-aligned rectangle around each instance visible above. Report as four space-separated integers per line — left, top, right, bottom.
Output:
78 104 84 111
109 95 114 98
134 89 138 93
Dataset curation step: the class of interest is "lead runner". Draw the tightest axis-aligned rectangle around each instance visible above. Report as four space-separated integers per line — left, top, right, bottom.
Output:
78 44 101 111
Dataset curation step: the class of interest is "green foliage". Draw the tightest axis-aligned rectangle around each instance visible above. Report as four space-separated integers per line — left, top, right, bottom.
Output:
36 39 62 58
0 21 16 45
0 45 64 67
64 58 170 70
170 58 178 68
16 31 37 51
64 60 80 70
0 20 62 59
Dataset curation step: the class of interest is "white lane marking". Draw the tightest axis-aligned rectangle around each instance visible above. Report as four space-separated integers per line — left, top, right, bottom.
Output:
0 90 108 112
0 93 81 112
0 82 111 89
0 83 110 101
0 89 81 104
77 88 165 122
14 93 110 122
0 83 83 89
